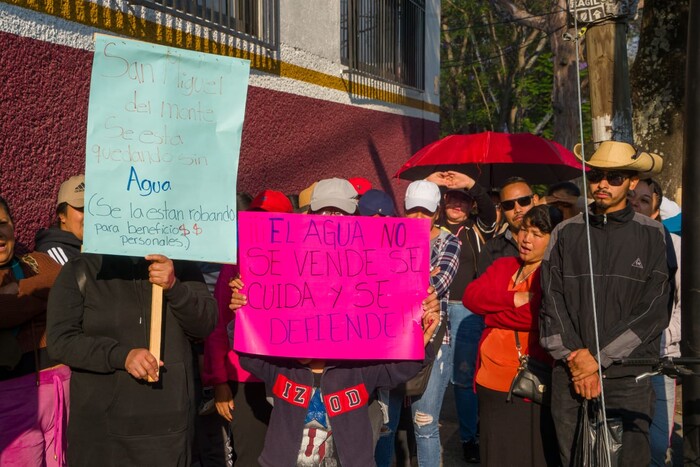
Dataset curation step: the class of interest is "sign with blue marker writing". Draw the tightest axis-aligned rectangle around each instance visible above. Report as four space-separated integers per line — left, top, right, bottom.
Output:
234 212 432 360
83 34 249 262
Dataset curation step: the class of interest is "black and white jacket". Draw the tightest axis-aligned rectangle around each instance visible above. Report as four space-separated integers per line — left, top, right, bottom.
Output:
34 227 82 265
539 204 671 377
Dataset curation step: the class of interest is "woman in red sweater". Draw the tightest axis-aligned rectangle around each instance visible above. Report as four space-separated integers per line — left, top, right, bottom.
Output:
464 205 561 467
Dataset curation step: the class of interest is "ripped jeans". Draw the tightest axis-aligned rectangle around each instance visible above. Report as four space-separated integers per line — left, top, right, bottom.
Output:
374 343 452 467
411 342 453 467
374 388 405 467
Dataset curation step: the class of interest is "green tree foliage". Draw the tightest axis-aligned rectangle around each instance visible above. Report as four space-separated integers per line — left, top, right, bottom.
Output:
440 0 591 144
441 1 551 136
516 51 554 137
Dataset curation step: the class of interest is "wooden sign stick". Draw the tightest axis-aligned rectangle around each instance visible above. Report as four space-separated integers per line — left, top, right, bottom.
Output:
148 284 163 383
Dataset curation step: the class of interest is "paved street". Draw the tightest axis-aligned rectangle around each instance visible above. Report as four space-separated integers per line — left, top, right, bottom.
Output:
435 382 684 466
438 384 463 466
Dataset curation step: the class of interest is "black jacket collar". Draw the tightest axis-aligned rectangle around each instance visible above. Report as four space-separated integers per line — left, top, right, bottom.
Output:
588 203 635 227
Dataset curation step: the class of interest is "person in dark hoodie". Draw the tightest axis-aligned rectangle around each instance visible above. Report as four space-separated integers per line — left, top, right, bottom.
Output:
35 175 85 265
46 253 217 467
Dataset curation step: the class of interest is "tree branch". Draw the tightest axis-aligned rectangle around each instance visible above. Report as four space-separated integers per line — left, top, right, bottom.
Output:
472 65 495 130
489 0 549 32
533 112 554 134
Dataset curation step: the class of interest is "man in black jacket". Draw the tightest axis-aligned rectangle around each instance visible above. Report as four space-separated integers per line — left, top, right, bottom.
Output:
540 141 671 466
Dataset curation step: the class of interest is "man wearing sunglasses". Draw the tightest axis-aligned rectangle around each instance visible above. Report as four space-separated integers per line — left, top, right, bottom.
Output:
539 141 671 467
476 177 539 276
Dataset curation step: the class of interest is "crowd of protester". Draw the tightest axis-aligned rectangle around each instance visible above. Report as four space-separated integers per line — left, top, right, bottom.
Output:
0 140 681 467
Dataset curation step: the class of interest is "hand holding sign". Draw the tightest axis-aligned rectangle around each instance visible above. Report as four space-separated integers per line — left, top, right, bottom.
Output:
234 212 431 360
144 254 174 382
421 309 440 347
228 277 247 312
125 348 163 382
146 254 176 289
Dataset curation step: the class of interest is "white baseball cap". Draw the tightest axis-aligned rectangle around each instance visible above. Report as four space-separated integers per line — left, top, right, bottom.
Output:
405 180 441 213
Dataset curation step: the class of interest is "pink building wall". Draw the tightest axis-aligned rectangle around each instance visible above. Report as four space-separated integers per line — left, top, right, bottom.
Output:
0 30 439 251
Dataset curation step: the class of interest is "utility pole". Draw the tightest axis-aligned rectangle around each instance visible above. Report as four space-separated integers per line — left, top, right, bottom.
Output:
586 22 632 144
683 0 700 462
569 0 638 146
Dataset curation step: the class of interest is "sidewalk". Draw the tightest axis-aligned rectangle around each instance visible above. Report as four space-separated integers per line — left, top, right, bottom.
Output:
437 382 684 466
439 384 464 465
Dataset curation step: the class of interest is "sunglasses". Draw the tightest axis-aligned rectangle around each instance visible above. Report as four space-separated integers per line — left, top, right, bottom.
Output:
587 170 629 187
500 195 533 211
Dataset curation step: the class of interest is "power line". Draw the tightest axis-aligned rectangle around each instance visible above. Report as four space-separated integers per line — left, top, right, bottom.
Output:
441 24 566 69
443 7 567 32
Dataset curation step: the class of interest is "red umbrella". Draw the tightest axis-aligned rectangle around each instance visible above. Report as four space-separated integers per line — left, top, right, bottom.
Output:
395 132 586 187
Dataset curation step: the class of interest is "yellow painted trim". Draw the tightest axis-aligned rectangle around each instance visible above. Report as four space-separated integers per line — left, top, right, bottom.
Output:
5 0 440 114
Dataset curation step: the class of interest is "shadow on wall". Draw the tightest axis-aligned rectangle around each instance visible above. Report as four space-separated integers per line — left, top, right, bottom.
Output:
341 70 437 119
343 70 408 107
235 90 437 200
5 0 283 249
367 138 395 200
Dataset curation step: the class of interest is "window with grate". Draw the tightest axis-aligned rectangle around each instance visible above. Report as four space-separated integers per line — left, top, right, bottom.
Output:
132 0 278 49
341 0 425 90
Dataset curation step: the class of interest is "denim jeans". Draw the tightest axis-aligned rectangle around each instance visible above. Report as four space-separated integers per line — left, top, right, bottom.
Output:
650 374 675 466
375 344 453 467
448 302 484 443
374 388 406 467
411 343 453 467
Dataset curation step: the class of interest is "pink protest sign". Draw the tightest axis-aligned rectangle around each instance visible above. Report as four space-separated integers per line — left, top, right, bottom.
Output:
234 211 431 360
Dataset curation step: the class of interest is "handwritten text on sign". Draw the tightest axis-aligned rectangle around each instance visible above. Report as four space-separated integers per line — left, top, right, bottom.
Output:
83 34 250 262
234 212 431 360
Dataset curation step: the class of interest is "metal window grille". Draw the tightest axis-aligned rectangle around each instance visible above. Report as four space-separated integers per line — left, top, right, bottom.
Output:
131 0 278 49
341 0 425 90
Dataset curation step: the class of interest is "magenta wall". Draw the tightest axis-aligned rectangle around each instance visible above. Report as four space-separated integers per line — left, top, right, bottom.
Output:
0 31 439 251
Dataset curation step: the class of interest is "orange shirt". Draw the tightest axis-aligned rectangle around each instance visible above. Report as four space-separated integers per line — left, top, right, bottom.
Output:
475 270 537 392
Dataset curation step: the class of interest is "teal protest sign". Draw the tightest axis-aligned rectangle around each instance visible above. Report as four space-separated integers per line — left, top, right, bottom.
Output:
83 34 249 262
